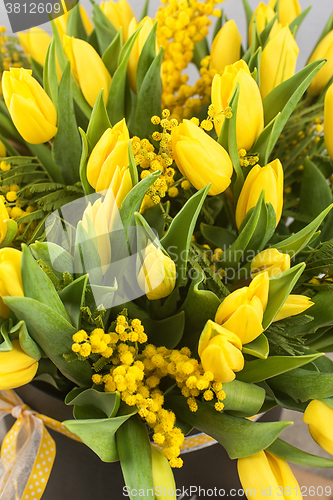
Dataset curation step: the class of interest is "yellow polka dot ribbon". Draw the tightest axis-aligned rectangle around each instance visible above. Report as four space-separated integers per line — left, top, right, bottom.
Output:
0 390 81 500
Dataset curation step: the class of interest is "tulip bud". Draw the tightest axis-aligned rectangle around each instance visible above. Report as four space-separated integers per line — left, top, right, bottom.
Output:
100 0 136 40
2 68 58 144
0 140 6 157
235 159 284 229
238 450 302 499
198 320 244 383
151 446 176 499
0 247 23 318
63 35 112 108
210 20 242 74
308 31 333 95
86 119 130 192
324 83 333 160
251 248 290 277
171 119 233 196
273 294 313 322
82 166 132 272
211 60 264 150
249 2 277 43
127 17 157 93
260 25 299 99
18 27 51 67
303 400 333 455
137 242 176 301
0 340 38 390
215 272 269 345
277 0 301 27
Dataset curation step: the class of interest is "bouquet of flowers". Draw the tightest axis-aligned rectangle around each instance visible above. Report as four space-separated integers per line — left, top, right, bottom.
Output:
1 0 333 498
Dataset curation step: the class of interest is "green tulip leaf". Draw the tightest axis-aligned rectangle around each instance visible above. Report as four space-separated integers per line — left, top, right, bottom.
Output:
34 358 71 392
91 0 118 53
241 0 253 28
248 46 262 80
142 311 185 349
59 275 89 330
166 395 291 459
65 387 120 418
192 36 209 70
27 143 63 184
237 353 322 383
0 320 13 351
86 90 112 151
0 219 17 248
263 262 306 329
289 6 311 36
242 333 269 359
140 0 149 20
67 4 88 41
52 62 81 185
0 133 21 156
274 204 333 257
161 186 210 286
30 241 74 276
102 28 123 76
116 415 154 496
212 10 223 40
140 203 167 239
200 223 236 250
179 267 220 354
3 296 92 386
291 158 333 232
43 39 58 109
222 380 266 417
268 365 333 402
136 21 158 94
267 438 333 468
10 320 43 360
119 171 161 232
218 84 244 197
107 27 141 125
128 141 139 186
74 222 103 286
21 244 70 322
308 11 333 59
135 48 163 139
64 409 136 462
259 15 278 48
29 56 43 84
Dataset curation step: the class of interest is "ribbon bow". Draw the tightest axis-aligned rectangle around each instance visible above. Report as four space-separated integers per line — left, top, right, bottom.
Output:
0 390 80 500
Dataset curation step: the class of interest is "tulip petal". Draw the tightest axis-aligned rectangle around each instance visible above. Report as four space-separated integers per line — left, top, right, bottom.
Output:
223 304 264 344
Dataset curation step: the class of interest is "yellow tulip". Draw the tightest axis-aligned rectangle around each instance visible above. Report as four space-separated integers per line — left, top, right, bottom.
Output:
235 159 284 229
249 2 277 43
82 166 132 272
215 272 269 344
198 320 244 383
171 119 233 196
63 35 112 108
100 0 135 40
251 248 290 277
238 450 302 499
0 340 38 390
260 25 299 99
151 446 176 499
0 140 6 157
308 31 333 95
324 83 333 160
303 400 333 455
0 197 9 246
1 68 58 144
18 27 51 67
127 17 157 93
137 242 176 301
0 247 24 319
211 60 264 150
273 295 313 322
86 119 130 192
277 0 301 27
210 20 242 74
